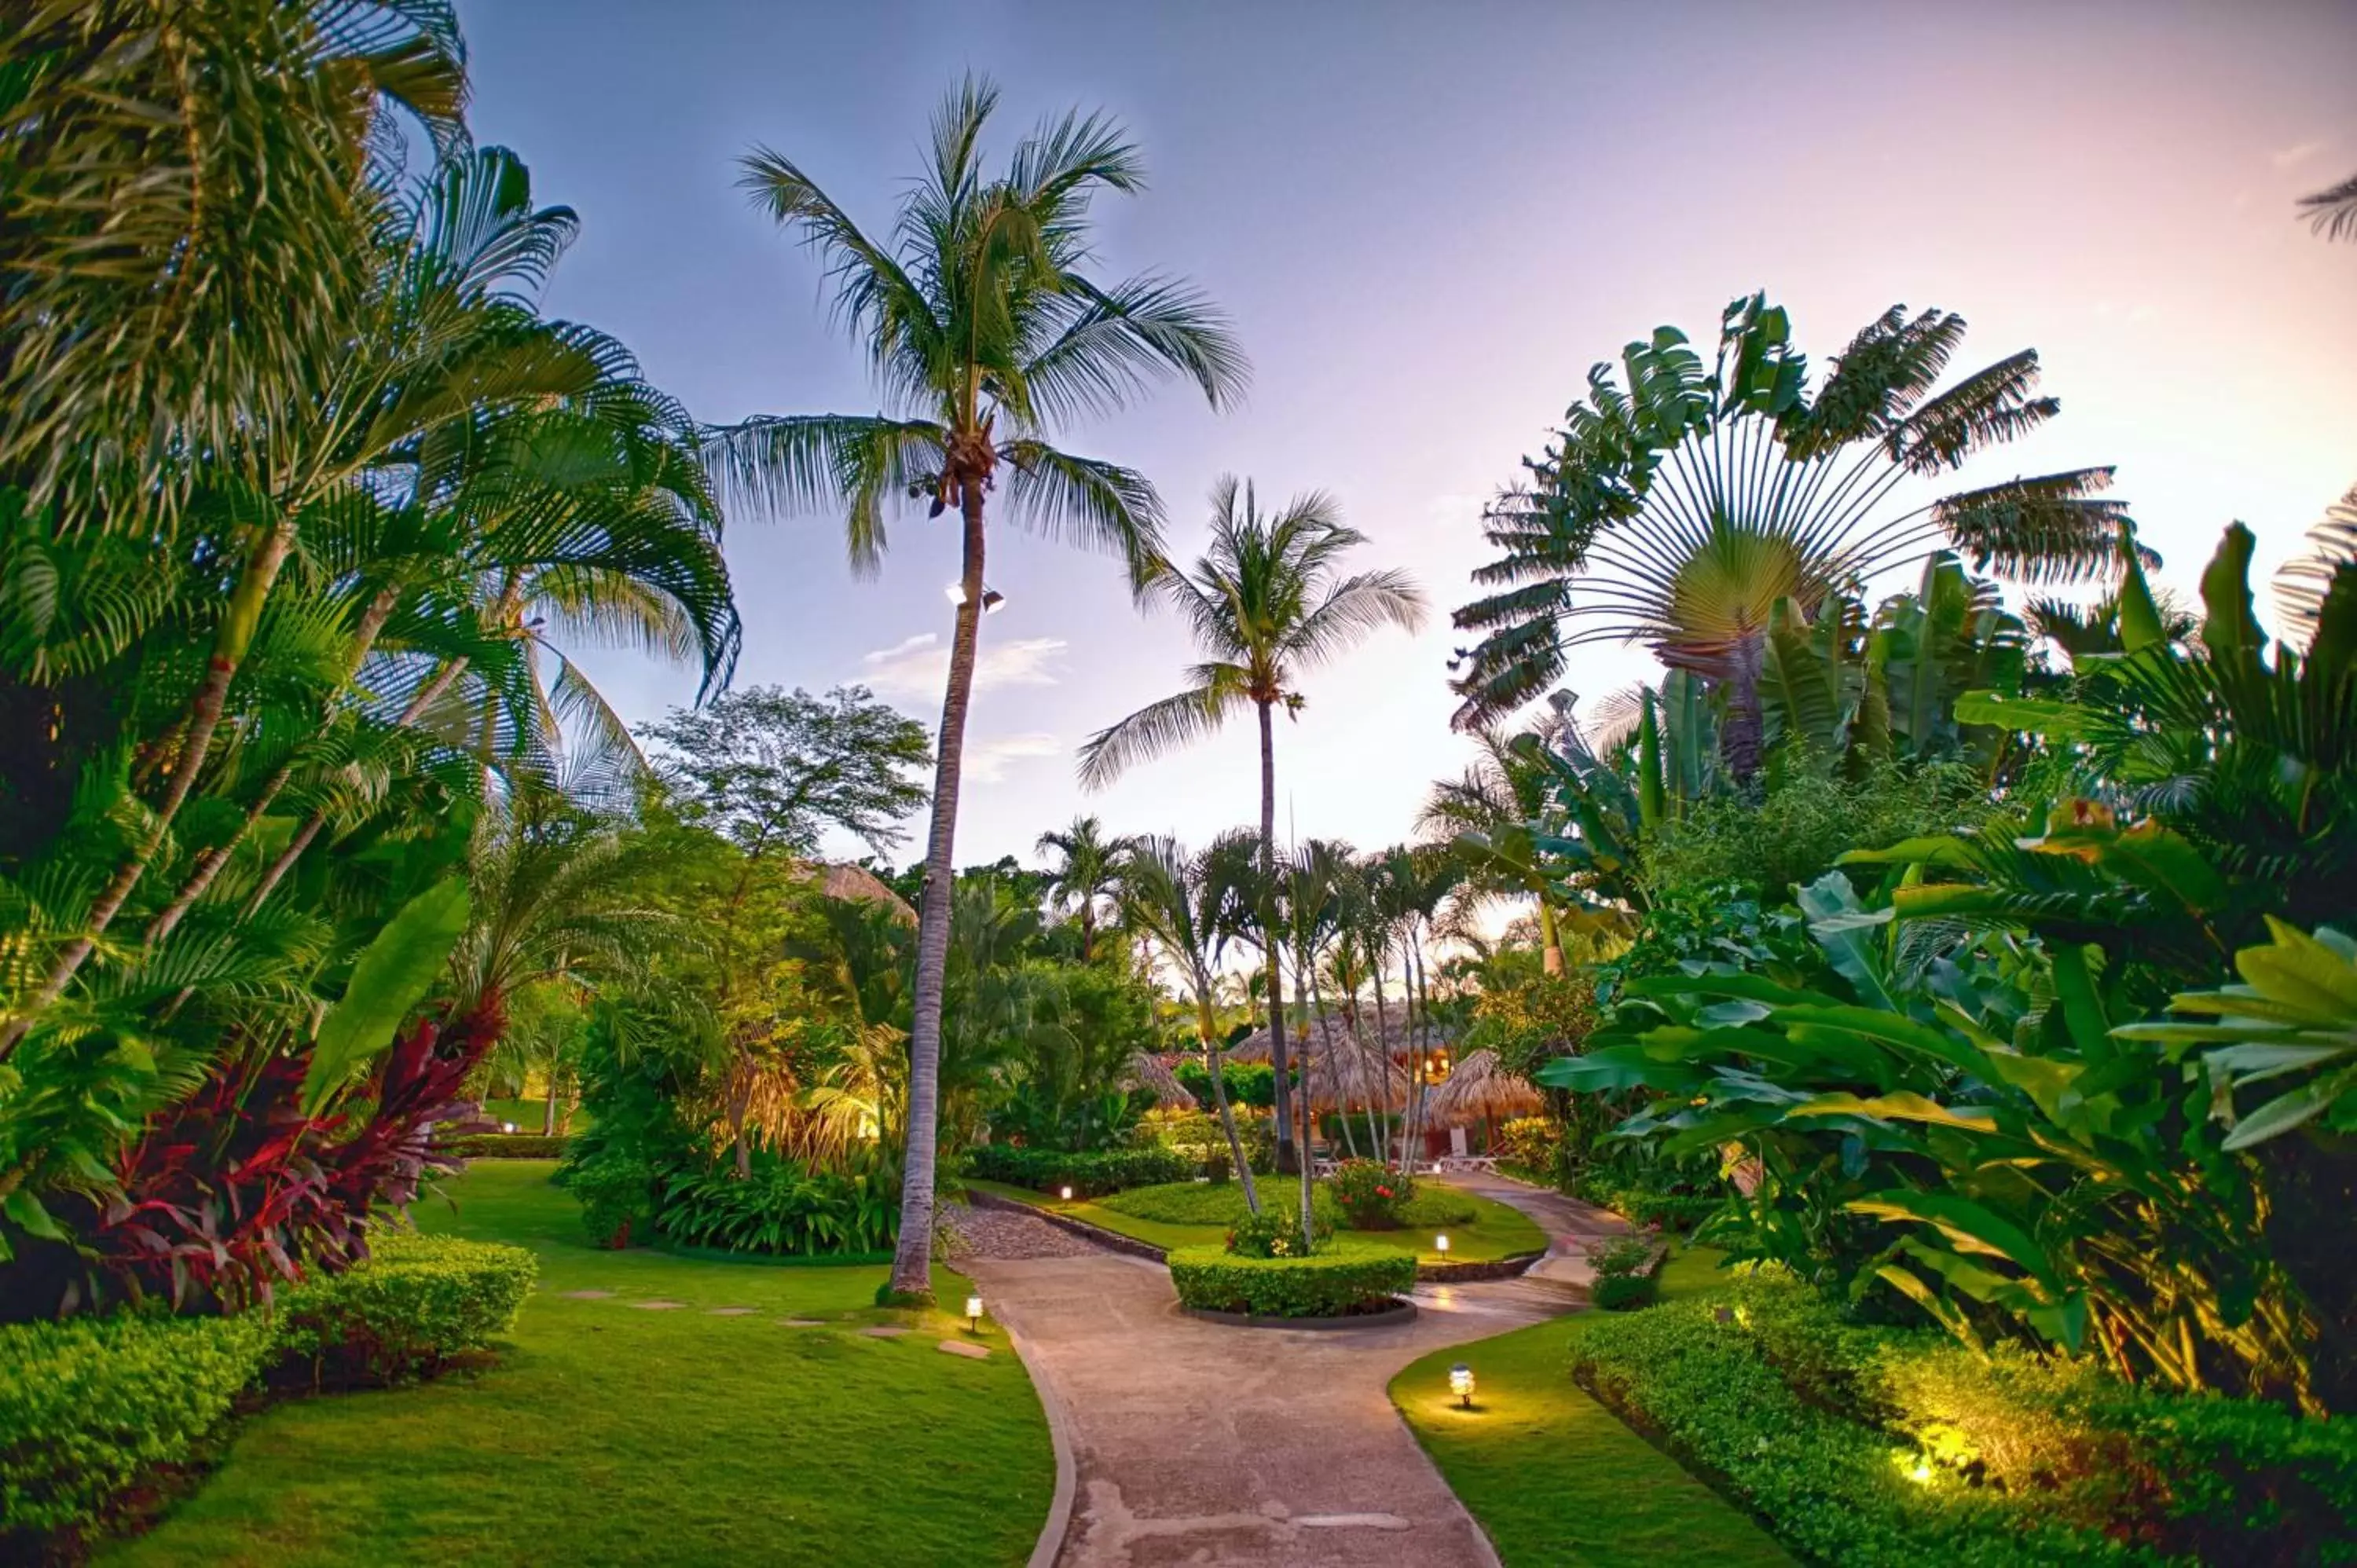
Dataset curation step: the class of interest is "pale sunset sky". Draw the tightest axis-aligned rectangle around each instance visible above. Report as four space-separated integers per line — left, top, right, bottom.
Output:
460 0 2357 866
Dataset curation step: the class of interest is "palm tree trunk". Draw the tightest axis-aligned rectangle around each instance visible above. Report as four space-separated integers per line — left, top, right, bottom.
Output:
1403 931 1430 1173
1257 698 1295 1176
1538 899 1565 976
1199 1004 1260 1214
543 1067 560 1136
0 517 296 1059
1721 630 1766 788
887 482 988 1299
1289 947 1318 1251
1370 952 1395 1168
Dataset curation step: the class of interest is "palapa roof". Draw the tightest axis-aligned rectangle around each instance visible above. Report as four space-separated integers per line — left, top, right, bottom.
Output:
1423 1048 1544 1126
1229 1007 1453 1064
796 861 917 925
1123 1050 1197 1110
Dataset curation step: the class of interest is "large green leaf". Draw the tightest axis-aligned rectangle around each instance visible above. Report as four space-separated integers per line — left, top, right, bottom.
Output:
305 877 471 1114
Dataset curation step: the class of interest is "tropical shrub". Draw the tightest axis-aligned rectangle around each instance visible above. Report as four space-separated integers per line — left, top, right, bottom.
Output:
0 1312 273 1545
1494 1116 1564 1181
962 1143 1193 1197
1225 1208 1325 1259
1641 757 1989 903
568 1156 657 1250
1168 1239 1417 1318
655 1153 897 1257
270 1234 537 1387
1573 1273 2357 1565
1585 1233 1662 1311
1172 1058 1277 1109
1328 1159 1411 1229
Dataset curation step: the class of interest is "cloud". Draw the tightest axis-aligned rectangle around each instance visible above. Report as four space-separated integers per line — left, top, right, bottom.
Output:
858 633 1069 698
2272 139 2328 169
963 731 1060 783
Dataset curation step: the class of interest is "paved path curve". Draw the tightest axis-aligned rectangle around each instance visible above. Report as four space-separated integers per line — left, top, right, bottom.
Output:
959 1174 1627 1568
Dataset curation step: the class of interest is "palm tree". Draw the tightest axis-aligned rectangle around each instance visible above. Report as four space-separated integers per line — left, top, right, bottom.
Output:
1451 295 2132 775
709 76 1246 1300
1035 815 1132 962
1077 478 1426 1173
1113 836 1261 1214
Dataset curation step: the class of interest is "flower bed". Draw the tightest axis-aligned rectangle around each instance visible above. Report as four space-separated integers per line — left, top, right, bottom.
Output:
1167 1238 1417 1320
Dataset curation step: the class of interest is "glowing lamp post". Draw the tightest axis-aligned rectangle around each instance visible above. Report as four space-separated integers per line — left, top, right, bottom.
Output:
500 1121 517 1134
965 1295 984 1334
1450 1364 1475 1409
1059 1185 1074 1202
1435 1234 1450 1259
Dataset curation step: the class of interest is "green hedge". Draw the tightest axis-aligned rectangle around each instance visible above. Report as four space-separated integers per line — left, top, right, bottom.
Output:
964 1143 1193 1197
438 1131 568 1160
0 1234 537 1553
1570 1273 2357 1566
1168 1239 1417 1318
0 1313 272 1543
272 1234 537 1386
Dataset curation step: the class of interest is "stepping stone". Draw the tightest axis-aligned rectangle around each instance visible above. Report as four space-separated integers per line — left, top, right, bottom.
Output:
779 1318 823 1327
629 1300 686 1310
559 1289 614 1299
860 1325 910 1339
706 1307 756 1316
937 1339 991 1360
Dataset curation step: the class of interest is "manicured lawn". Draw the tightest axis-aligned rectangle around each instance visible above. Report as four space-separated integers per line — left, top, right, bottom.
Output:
971 1176 1549 1263
106 1161 1051 1568
1391 1245 1794 1567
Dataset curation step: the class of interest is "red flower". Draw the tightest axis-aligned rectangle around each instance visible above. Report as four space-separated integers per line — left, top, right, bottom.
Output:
1375 1185 1394 1200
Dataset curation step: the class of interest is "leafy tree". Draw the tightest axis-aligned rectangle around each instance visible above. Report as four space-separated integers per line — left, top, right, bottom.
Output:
709 76 1246 1299
1035 815 1133 962
1080 477 1424 1171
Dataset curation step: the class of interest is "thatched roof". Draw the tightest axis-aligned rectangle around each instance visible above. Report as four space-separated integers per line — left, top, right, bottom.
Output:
1123 1050 1197 1110
1299 1042 1408 1112
796 861 917 924
1230 1007 1453 1064
1423 1048 1543 1126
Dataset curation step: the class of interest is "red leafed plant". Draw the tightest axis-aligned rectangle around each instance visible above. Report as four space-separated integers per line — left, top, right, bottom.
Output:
90 1011 496 1311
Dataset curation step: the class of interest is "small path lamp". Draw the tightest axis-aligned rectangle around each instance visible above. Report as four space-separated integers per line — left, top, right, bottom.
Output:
966 1294 984 1335
1435 1234 1450 1259
1059 1185 1074 1202
1450 1364 1475 1409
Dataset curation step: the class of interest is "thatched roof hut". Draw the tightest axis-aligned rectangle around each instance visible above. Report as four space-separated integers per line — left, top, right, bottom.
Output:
1123 1050 1197 1110
1299 1043 1408 1112
1230 1007 1450 1064
1423 1048 1542 1127
795 862 917 924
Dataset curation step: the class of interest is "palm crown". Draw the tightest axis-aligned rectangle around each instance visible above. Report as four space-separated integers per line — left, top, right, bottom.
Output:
709 75 1248 581
1077 477 1428 785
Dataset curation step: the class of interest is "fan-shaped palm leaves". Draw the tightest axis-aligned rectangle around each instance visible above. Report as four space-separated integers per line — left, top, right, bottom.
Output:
708 75 1246 1298
1452 295 2134 779
1035 815 1134 962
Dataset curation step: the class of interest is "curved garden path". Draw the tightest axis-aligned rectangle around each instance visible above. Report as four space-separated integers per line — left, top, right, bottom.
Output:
958 1173 1626 1568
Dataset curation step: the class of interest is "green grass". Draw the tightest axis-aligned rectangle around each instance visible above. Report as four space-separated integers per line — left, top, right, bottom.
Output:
105 1162 1051 1568
976 1178 1547 1264
475 1096 588 1134
1391 1245 1792 1567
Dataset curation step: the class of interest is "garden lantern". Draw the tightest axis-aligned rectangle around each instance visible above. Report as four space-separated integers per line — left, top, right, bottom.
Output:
1059 1185 1073 1201
1450 1364 1475 1409
965 1295 984 1333
500 1121 517 1134
1435 1234 1450 1258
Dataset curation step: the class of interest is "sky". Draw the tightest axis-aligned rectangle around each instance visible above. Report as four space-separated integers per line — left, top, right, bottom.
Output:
459 0 2357 870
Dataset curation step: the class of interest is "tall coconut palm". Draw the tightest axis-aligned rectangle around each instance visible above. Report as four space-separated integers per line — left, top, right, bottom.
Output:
1451 294 2133 775
708 77 1246 1297
1077 478 1425 1172
1113 836 1260 1214
1035 815 1132 962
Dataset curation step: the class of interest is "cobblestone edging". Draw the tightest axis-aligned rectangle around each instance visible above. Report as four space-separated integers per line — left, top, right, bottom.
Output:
964 1187 1171 1262
964 1189 1546 1283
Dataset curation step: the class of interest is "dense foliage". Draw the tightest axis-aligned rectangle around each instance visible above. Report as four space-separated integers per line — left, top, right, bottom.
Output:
1168 1239 1417 1318
270 1233 537 1385
962 1143 1193 1198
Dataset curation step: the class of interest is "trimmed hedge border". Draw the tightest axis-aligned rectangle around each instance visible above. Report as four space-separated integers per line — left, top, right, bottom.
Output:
1182 1295 1417 1330
1168 1239 1418 1320
962 1144 1194 1198
650 1236 894 1267
438 1131 568 1160
0 1233 537 1559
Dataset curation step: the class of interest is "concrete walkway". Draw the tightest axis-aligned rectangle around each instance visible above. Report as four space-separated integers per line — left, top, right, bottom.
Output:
960 1174 1625 1568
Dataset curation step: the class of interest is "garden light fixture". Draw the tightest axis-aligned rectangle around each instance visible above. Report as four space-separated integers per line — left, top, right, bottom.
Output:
1450 1364 1475 1409
500 1121 517 1134
944 583 1007 613
1059 1185 1073 1201
966 1295 984 1333
1435 1234 1450 1258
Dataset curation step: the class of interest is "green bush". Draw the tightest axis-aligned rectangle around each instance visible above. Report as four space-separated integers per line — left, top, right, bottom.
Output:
272 1234 537 1386
1571 1273 2357 1565
1585 1233 1662 1310
568 1154 656 1247
1171 1057 1277 1108
1224 1207 1330 1258
438 1131 568 1160
0 1312 271 1542
1591 1273 1660 1311
1168 1238 1417 1318
1328 1159 1410 1228
654 1155 896 1257
964 1142 1193 1196
1093 1178 1477 1233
